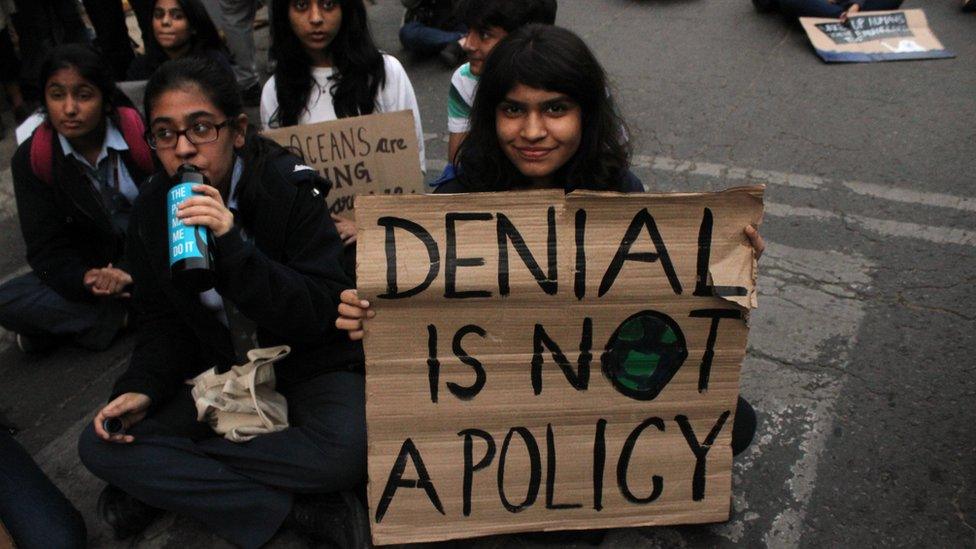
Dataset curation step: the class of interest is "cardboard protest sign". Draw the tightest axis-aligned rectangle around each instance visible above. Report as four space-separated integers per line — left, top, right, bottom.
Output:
355 187 764 545
262 110 423 217
800 10 954 63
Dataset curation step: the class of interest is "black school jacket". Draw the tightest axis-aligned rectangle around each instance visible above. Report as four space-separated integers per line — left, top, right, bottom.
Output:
11 134 151 301
111 137 364 408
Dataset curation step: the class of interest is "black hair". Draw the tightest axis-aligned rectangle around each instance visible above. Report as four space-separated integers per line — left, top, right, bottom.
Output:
144 56 243 122
268 0 387 127
39 44 133 123
455 0 557 33
145 0 228 68
455 24 631 192
144 56 291 231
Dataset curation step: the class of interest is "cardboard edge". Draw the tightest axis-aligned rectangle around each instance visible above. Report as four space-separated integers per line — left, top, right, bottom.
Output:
815 49 956 63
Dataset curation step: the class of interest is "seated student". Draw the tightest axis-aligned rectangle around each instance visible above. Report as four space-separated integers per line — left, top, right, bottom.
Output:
77 57 367 548
126 0 232 80
0 44 154 353
446 0 557 164
755 0 904 20
398 0 467 67
337 23 763 454
261 0 426 273
1 422 87 549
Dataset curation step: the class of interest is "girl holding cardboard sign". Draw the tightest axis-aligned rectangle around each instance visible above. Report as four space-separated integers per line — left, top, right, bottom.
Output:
336 25 764 457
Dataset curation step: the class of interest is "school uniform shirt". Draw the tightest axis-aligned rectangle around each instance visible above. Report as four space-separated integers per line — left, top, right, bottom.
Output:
10 121 151 301
259 54 426 172
447 62 478 134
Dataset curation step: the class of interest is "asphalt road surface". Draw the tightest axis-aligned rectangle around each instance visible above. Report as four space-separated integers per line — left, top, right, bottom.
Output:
0 1 973 547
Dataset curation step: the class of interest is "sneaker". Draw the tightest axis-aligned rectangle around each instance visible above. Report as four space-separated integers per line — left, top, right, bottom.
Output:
15 333 56 354
286 491 370 548
97 485 161 540
241 83 262 107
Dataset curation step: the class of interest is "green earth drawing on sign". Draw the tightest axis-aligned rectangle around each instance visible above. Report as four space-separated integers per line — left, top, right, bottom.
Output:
601 310 688 401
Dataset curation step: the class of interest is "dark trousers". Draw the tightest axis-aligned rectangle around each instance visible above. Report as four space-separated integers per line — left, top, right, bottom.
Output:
778 0 903 17
399 21 465 56
0 432 86 549
81 0 135 80
0 272 126 350
78 370 367 549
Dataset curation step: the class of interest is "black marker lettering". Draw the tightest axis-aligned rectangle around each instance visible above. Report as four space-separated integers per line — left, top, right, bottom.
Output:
599 209 682 297
375 438 444 523
531 318 592 395
546 424 582 510
676 410 731 501
689 309 743 392
377 217 439 299
497 427 541 513
445 212 493 299
448 325 487 400
458 429 496 516
496 208 557 296
616 416 665 504
693 208 748 298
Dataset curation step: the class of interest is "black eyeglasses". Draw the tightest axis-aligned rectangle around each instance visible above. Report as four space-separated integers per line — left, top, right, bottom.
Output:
146 120 231 150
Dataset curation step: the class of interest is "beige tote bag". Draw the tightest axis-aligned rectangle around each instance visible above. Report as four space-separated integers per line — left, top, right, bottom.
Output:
189 345 290 442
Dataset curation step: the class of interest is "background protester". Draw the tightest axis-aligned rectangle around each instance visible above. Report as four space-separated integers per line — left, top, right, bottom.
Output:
10 0 90 102
0 0 27 134
0 44 153 353
262 0 425 269
80 0 136 80
200 0 264 104
445 0 557 165
78 57 368 548
757 0 905 20
398 0 466 67
127 0 232 80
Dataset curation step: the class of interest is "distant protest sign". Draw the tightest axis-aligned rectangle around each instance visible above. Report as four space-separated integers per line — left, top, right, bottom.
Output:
355 188 764 545
263 110 423 218
801 10 954 63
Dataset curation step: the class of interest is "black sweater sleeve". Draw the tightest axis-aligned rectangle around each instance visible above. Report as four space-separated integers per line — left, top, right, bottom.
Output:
212 176 349 343
111 199 203 407
11 144 94 301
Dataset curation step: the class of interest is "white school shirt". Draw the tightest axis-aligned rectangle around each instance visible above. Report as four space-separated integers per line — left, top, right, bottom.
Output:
199 157 244 326
259 54 426 172
57 119 139 205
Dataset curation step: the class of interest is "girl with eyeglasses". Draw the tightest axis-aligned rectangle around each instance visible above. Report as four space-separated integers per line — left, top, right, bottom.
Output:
78 56 369 547
262 0 427 255
126 0 232 80
0 44 153 353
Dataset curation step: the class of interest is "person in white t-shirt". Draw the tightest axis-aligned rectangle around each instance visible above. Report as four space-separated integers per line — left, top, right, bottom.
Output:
260 0 426 253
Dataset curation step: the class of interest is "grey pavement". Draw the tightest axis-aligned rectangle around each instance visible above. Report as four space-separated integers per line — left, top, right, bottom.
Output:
0 0 973 547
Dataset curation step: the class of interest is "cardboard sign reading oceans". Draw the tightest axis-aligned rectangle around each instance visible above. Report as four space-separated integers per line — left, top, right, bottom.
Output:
356 188 764 545
262 110 423 217
800 10 954 63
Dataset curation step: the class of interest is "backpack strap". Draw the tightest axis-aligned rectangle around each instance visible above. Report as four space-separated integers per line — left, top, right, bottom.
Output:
28 121 55 185
28 106 154 185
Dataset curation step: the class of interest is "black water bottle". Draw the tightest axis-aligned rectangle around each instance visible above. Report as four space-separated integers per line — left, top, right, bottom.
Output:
168 164 216 291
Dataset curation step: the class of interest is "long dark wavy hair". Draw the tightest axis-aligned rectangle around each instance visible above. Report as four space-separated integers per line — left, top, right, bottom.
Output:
268 0 386 127
146 0 227 67
455 24 631 192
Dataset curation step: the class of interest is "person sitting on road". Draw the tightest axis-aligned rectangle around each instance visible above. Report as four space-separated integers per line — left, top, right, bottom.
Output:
0 44 154 353
339 23 763 454
398 0 467 67
445 0 557 165
753 0 904 21
126 0 232 81
261 0 427 275
77 56 368 548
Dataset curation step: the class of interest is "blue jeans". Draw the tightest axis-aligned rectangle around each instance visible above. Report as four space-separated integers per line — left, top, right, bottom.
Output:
399 21 465 56
778 0 903 17
78 371 367 549
0 432 86 549
0 272 126 350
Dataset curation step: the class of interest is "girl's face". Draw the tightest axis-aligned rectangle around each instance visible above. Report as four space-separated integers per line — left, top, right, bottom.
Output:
496 84 582 186
148 85 247 188
153 0 192 53
44 67 105 141
288 0 342 65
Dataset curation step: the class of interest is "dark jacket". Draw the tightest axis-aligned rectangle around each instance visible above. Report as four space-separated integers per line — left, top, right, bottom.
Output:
11 132 152 302
112 137 364 408
433 168 646 194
